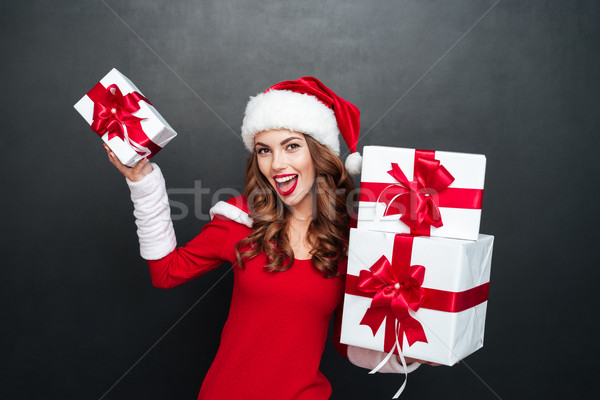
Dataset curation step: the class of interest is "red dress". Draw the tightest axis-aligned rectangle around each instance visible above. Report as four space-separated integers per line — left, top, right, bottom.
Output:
147 215 348 400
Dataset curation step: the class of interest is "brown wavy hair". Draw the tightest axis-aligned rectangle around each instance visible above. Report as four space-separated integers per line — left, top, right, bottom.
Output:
234 134 357 278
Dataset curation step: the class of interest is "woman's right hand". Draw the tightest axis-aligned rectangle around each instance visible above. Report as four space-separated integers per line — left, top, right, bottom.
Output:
103 143 153 182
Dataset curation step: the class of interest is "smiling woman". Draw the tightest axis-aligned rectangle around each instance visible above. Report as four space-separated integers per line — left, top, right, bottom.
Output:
238 128 350 274
104 77 419 400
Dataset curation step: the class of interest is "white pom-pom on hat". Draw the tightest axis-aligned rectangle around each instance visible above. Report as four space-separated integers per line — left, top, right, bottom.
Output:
345 151 363 175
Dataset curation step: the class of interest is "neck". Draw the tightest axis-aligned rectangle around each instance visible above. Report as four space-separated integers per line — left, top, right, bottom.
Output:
286 193 314 223
289 210 312 223
286 211 313 259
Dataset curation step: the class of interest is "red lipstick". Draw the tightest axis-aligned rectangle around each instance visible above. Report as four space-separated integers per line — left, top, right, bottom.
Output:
273 174 299 196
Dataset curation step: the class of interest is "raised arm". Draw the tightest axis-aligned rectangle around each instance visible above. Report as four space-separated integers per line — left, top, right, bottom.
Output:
104 144 231 289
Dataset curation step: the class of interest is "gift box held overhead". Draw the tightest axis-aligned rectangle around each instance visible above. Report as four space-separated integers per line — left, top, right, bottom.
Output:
357 146 486 241
340 228 494 366
74 68 177 167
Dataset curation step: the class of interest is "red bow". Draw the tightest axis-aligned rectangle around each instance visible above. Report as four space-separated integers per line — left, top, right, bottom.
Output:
91 84 146 140
379 155 455 232
87 83 161 158
357 253 428 349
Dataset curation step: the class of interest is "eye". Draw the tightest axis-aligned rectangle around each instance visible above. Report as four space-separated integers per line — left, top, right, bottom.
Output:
256 147 270 155
286 143 300 151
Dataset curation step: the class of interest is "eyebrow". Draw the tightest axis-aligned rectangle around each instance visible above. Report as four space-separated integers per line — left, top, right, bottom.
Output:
254 136 303 148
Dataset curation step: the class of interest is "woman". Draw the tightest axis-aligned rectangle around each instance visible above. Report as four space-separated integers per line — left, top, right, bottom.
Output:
104 77 419 399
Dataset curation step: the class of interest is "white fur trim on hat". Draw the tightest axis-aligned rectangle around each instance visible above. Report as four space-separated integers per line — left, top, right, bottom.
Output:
209 201 253 228
241 90 341 155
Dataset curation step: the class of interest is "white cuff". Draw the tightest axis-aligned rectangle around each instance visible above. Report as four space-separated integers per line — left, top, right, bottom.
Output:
209 201 253 227
126 163 163 197
347 346 421 374
126 163 177 260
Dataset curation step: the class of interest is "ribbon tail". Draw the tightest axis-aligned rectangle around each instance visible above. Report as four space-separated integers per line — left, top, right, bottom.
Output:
376 185 408 217
368 340 397 375
388 163 410 185
90 118 108 137
122 122 162 158
370 320 410 398
383 193 409 217
393 320 409 399
402 312 428 348
105 120 125 141
400 213 423 231
425 198 443 228
359 307 389 337
122 125 152 157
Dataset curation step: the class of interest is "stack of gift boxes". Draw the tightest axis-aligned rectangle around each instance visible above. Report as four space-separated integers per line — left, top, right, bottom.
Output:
340 145 494 367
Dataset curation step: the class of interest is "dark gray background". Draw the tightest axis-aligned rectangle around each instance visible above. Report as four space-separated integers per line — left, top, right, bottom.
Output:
2 0 598 399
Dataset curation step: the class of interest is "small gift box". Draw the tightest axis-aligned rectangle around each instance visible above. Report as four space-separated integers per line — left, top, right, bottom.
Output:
340 228 494 366
74 68 177 167
357 146 486 241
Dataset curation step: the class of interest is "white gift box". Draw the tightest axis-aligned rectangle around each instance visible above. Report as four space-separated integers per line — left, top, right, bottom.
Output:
74 68 177 167
357 146 486 241
341 228 494 366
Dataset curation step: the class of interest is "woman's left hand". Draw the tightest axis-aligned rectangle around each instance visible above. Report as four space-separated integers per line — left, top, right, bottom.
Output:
399 355 441 366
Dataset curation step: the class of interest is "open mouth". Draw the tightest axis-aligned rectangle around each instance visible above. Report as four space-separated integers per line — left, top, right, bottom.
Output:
274 174 299 196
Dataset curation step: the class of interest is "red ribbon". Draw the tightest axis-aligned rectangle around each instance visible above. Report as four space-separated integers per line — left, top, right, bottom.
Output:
359 150 484 235
86 82 162 158
347 234 489 353
356 235 428 350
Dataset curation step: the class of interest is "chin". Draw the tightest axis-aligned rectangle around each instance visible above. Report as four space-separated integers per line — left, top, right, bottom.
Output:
273 183 312 209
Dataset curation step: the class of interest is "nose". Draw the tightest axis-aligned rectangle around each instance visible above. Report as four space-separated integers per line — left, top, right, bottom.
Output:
271 149 287 171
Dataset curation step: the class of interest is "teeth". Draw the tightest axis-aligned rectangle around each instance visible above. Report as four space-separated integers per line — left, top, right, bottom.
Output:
275 175 297 183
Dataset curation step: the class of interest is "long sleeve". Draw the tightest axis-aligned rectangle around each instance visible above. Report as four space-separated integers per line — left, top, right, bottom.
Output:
126 163 233 289
126 163 177 260
145 216 233 289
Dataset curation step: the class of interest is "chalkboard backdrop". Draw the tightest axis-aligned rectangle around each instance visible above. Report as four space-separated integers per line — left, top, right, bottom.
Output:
2 1 598 399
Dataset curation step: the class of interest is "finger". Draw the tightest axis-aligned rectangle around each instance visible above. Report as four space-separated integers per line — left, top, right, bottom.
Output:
133 157 148 173
106 149 117 164
106 149 117 165
107 151 122 171
109 151 125 168
103 143 114 157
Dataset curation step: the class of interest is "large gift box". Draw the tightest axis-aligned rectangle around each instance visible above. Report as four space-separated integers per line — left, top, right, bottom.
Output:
74 68 177 167
340 228 494 366
357 146 486 241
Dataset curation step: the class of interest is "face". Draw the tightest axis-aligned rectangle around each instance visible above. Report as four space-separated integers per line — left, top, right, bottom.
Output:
254 129 316 216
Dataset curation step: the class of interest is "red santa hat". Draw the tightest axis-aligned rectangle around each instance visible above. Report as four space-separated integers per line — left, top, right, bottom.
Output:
241 77 362 175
